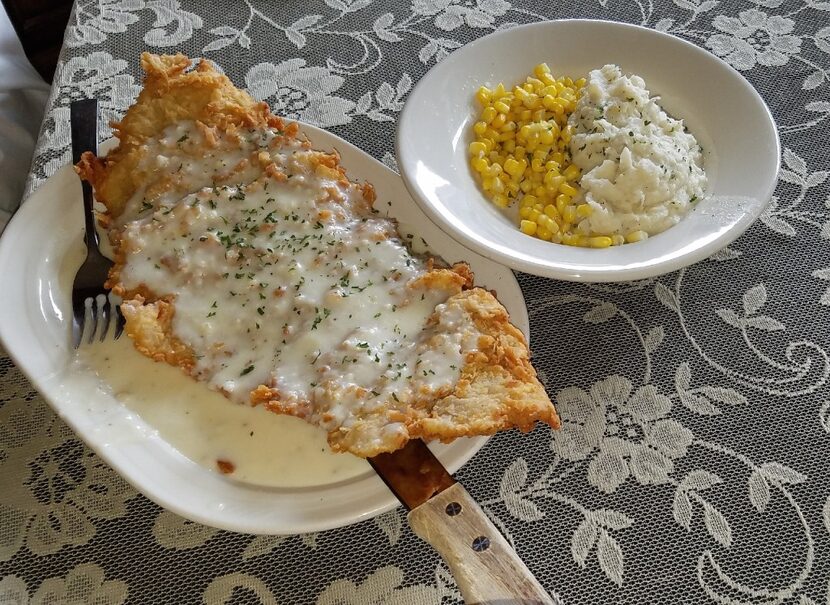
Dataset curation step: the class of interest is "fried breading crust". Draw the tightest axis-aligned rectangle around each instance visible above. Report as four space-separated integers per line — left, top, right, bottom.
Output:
76 53 284 219
77 53 559 458
319 289 558 455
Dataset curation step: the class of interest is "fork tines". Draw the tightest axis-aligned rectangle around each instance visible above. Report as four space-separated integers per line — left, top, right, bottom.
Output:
72 292 125 348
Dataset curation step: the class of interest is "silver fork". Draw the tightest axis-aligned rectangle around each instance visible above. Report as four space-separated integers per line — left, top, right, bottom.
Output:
70 99 125 348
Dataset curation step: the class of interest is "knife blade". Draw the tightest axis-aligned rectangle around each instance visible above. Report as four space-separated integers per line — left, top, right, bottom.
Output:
369 440 558 605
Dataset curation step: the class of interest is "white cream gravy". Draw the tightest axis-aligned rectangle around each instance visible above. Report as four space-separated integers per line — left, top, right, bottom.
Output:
115 120 479 455
74 337 370 487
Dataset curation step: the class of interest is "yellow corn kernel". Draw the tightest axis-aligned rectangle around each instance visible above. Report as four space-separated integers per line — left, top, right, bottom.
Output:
487 163 503 178
539 214 558 230
534 63 551 78
491 176 505 193
471 157 488 173
521 194 538 208
491 113 507 129
543 204 558 219
476 86 492 105
543 167 562 181
575 77 586 88
524 94 541 110
542 96 564 114
537 226 552 241
555 193 571 213
562 205 577 224
563 164 581 181
503 140 516 153
559 182 578 197
473 121 488 136
513 145 526 159
481 106 497 123
519 206 533 219
576 203 592 218
481 177 493 191
532 109 546 122
540 73 557 87
493 82 506 98
625 230 649 243
519 180 533 193
493 100 511 114
528 209 541 222
529 147 545 161
612 234 625 246
561 125 573 143
551 151 564 165
537 217 559 234
588 236 613 248
469 141 487 156
520 220 537 236
543 183 560 196
492 193 509 208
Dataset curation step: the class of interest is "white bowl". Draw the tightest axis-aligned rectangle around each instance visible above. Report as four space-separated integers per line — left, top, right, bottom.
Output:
396 20 780 282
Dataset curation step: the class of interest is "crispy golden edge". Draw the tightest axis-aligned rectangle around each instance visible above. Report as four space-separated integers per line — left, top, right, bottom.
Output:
78 53 558 458
319 289 558 456
75 52 287 218
120 297 196 371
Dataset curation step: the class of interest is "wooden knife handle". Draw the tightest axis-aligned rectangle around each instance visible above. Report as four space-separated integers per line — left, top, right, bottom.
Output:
408 483 558 605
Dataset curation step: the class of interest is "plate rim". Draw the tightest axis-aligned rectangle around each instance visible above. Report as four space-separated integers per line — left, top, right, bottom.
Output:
0 123 529 534
395 18 781 282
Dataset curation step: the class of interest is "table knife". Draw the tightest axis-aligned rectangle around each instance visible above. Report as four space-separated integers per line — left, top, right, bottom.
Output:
369 440 558 605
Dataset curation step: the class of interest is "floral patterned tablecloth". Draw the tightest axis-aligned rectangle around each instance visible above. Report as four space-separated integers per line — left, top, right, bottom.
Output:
2 1 830 603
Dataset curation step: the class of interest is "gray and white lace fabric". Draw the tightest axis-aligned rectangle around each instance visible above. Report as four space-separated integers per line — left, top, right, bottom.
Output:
3 1 830 603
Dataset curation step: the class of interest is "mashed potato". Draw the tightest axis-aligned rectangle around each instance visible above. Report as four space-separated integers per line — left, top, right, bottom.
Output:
568 64 707 240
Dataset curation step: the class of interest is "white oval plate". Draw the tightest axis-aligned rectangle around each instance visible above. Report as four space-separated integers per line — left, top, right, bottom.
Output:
396 20 780 282
0 124 529 534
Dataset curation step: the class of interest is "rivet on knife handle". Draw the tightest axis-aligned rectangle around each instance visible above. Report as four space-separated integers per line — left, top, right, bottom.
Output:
408 482 558 605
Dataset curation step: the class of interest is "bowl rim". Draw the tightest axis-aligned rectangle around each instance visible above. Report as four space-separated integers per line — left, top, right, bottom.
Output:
395 19 781 282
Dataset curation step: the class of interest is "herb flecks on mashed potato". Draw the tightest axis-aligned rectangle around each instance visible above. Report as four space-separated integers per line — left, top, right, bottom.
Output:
568 64 707 242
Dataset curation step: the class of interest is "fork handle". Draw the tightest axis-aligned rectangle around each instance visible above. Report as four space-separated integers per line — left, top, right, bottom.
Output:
70 99 100 251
